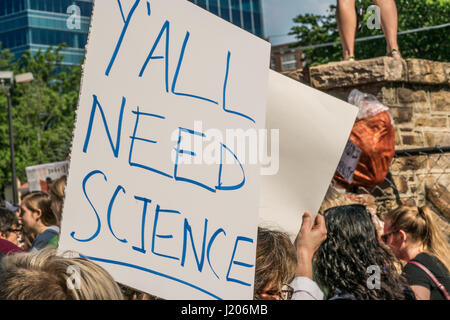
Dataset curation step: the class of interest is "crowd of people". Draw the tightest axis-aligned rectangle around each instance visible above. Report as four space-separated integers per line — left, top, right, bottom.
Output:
0 175 448 300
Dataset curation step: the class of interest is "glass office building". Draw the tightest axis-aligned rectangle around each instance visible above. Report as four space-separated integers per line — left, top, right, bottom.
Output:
189 0 264 38
0 0 263 66
0 0 93 65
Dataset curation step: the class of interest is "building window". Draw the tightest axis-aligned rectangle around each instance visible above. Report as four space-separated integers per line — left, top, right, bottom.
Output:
209 0 219 15
252 0 262 37
0 28 27 48
231 0 241 27
29 0 93 17
197 0 207 10
31 28 87 49
220 0 230 21
242 0 252 33
280 54 297 71
271 58 276 70
0 0 26 16
189 0 263 38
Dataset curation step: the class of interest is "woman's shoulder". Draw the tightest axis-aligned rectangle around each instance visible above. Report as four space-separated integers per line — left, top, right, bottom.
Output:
403 252 448 286
32 226 60 251
410 252 446 272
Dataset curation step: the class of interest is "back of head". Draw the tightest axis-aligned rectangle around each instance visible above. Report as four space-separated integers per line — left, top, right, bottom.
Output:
49 175 67 223
385 205 450 272
319 185 354 214
254 227 297 300
315 204 408 299
320 185 384 238
0 208 18 236
22 192 58 227
50 175 67 199
119 283 163 300
0 248 123 300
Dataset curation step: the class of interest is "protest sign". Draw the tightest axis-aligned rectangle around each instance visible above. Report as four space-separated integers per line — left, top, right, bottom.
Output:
25 161 69 192
58 0 270 300
259 70 358 239
336 140 361 183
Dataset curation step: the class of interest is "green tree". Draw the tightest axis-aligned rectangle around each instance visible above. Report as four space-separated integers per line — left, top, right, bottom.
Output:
0 44 81 192
0 45 14 70
0 45 16 194
289 0 450 67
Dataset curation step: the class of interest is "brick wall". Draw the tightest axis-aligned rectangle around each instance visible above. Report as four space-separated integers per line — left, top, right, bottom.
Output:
309 57 449 149
305 57 449 216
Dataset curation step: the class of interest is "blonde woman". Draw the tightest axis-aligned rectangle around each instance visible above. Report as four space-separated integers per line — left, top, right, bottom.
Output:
254 227 298 300
383 206 450 300
19 192 59 251
49 175 67 225
254 212 327 300
0 248 123 300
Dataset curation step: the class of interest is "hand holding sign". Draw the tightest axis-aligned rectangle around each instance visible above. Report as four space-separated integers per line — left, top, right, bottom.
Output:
294 212 327 279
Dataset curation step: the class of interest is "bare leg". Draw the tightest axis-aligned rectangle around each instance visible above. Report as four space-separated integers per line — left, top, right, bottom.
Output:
373 0 401 58
337 0 357 60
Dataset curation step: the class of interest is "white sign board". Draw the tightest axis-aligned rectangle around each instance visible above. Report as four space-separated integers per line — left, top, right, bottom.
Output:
59 0 270 300
259 71 358 239
25 161 69 192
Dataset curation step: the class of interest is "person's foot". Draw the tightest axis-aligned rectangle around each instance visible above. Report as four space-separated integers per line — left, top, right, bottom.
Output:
387 48 402 59
342 49 355 61
342 52 355 61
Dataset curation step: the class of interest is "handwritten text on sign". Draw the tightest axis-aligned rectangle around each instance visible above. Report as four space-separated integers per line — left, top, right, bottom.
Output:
58 0 270 300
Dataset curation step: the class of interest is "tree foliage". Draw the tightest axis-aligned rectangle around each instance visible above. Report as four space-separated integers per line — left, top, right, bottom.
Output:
0 44 81 191
289 0 450 67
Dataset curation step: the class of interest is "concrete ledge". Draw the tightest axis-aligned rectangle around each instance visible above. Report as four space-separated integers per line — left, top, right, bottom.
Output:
309 57 450 89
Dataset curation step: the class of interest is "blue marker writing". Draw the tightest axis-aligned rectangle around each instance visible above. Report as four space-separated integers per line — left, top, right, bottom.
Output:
83 95 126 158
106 0 141 76
71 170 106 242
128 107 172 178
207 228 226 279
226 236 254 287
139 20 170 92
173 127 216 192
216 142 246 191
132 196 152 254
151 205 181 261
107 185 127 243
146 1 151 16
171 31 219 105
181 218 208 273
222 51 255 123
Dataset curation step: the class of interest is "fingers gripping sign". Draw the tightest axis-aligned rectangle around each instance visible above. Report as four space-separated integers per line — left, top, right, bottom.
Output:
294 212 327 279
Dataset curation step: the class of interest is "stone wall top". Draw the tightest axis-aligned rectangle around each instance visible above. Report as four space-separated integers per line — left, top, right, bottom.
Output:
309 57 450 90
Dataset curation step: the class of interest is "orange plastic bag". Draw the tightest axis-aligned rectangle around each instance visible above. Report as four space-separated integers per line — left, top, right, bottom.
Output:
335 89 395 189
335 110 395 189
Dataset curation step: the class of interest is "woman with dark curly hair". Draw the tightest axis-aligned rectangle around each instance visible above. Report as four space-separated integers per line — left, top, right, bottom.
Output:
314 204 413 299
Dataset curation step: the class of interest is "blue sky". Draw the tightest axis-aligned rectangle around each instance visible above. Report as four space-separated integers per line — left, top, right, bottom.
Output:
262 0 335 45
